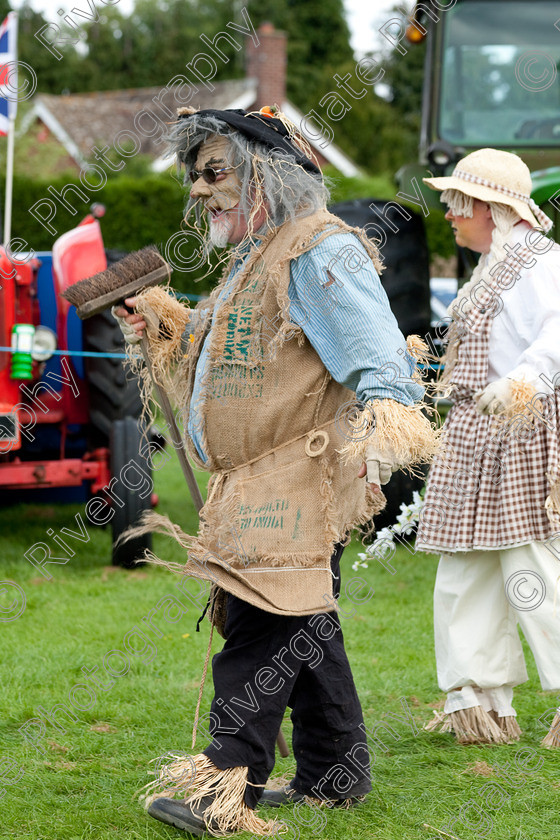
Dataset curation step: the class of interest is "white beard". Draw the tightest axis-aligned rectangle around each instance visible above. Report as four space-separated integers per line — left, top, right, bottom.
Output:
208 213 233 249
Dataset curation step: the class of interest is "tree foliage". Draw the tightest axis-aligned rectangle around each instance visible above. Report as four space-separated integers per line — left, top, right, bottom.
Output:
10 0 417 172
377 3 426 163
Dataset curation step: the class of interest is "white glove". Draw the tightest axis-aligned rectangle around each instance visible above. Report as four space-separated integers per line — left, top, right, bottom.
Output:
111 305 142 344
364 442 401 486
474 378 512 415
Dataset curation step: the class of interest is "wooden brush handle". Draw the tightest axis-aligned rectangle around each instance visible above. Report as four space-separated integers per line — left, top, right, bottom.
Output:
140 336 204 514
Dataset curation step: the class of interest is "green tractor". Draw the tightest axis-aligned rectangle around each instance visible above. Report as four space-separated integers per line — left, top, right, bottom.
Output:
399 0 560 256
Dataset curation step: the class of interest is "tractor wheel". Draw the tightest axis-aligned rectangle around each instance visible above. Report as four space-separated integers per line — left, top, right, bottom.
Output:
83 308 144 446
110 416 153 568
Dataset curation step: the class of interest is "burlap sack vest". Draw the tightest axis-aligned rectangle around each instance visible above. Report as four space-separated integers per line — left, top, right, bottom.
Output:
180 209 384 615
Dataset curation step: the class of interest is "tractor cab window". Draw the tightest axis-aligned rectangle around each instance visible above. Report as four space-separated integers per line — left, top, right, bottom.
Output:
439 1 560 146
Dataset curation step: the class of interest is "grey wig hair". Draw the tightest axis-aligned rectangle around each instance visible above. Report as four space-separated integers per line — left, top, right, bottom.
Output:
441 187 521 267
168 113 329 233
441 188 523 316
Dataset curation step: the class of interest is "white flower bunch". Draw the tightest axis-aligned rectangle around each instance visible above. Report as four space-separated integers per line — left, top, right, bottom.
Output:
352 490 424 571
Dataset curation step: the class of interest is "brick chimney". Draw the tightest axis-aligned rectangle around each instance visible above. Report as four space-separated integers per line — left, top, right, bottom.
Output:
246 22 287 109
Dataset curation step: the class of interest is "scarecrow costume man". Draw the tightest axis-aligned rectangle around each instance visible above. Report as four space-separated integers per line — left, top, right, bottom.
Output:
416 148 560 748
114 107 438 837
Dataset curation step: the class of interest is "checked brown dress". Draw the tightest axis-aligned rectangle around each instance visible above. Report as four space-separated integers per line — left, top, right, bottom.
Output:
416 246 560 553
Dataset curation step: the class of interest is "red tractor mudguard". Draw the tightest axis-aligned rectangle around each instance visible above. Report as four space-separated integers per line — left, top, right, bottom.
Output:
52 215 107 427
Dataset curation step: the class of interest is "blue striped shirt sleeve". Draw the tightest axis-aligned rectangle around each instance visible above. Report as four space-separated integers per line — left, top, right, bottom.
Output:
288 230 424 405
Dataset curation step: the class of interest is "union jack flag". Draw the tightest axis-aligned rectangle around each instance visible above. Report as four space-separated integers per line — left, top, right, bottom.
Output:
0 12 17 136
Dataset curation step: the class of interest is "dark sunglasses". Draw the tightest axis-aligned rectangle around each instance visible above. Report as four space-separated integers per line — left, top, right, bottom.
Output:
188 166 236 185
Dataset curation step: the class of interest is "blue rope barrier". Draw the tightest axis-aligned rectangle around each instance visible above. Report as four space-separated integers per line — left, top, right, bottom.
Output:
176 292 204 301
0 346 128 359
1 342 443 368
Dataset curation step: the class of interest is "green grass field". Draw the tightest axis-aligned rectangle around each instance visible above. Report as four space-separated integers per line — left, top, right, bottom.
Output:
1 456 558 840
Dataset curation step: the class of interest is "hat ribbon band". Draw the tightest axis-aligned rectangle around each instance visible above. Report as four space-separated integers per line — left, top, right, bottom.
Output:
453 168 553 233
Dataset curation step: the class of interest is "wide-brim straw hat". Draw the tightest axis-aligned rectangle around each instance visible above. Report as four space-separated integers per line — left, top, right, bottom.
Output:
423 148 553 232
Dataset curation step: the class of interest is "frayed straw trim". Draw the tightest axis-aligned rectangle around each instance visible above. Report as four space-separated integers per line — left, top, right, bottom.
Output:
135 285 191 389
262 778 366 810
141 753 279 836
404 335 440 393
306 794 366 809
447 707 510 745
119 510 340 572
541 710 560 748
406 335 435 371
338 399 441 476
118 511 196 575
493 714 522 741
424 710 453 734
295 793 366 809
424 707 510 744
509 379 540 417
124 285 192 430
494 378 541 424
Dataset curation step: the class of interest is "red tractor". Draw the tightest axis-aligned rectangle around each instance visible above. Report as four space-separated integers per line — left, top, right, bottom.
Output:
0 206 155 567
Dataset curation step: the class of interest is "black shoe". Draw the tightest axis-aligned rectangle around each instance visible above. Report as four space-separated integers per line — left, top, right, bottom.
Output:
148 795 225 836
259 784 306 807
259 782 366 809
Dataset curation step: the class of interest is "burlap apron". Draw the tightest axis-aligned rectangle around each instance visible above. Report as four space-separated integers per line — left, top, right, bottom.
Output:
179 210 385 614
417 247 560 553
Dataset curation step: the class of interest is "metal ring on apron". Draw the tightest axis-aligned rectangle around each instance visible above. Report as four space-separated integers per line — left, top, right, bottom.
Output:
305 430 329 457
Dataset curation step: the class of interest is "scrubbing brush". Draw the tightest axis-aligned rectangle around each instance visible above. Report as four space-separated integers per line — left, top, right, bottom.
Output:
62 246 170 317
62 246 204 512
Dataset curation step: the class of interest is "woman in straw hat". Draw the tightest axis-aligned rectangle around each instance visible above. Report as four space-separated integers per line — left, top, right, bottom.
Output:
416 148 560 747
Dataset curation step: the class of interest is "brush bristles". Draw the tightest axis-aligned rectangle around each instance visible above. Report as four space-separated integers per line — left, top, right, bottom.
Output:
62 246 165 307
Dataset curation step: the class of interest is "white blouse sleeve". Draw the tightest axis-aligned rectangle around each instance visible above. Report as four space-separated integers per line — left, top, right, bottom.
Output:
506 254 560 389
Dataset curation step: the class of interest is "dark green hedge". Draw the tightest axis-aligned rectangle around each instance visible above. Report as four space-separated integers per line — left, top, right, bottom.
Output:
7 172 222 294
6 170 455 296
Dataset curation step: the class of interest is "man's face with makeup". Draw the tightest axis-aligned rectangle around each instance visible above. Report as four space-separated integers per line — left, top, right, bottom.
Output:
189 135 248 247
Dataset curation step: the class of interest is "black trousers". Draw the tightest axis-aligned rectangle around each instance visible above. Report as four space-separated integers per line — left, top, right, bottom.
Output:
204 544 371 808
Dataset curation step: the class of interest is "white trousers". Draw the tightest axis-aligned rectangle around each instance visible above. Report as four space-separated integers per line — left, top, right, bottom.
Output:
434 542 560 712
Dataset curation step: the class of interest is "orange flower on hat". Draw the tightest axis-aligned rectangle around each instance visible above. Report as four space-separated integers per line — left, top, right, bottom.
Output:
259 106 276 118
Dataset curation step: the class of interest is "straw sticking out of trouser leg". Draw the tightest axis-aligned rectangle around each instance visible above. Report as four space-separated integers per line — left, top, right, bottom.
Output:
424 707 510 744
541 709 560 748
424 710 453 733
140 753 280 836
494 714 522 741
448 707 510 745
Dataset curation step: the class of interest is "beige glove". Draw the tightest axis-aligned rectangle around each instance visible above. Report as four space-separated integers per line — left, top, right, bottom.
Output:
474 378 512 415
364 442 401 486
111 302 160 344
111 305 142 344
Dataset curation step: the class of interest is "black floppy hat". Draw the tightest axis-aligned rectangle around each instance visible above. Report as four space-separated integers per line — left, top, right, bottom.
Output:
177 108 321 176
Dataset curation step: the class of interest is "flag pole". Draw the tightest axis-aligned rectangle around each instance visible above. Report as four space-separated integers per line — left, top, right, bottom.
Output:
4 101 15 245
3 10 17 246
